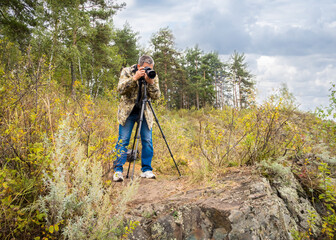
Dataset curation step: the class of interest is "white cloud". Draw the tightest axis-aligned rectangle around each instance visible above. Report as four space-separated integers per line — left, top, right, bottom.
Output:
114 0 336 54
113 0 336 111
316 64 336 87
256 56 297 82
249 54 335 110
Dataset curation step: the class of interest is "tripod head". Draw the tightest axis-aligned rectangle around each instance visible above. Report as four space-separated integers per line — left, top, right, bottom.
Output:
137 77 149 102
138 76 146 84
134 77 149 114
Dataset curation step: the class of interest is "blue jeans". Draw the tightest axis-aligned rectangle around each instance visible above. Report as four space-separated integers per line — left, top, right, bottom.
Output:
113 112 153 173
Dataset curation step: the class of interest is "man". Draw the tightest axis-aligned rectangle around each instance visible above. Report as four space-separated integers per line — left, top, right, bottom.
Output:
113 55 161 182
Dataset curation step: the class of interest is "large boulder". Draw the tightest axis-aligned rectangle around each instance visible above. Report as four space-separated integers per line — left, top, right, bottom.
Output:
124 167 321 240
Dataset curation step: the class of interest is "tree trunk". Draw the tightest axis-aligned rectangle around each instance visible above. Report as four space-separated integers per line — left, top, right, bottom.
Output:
180 92 183 109
95 81 101 99
90 53 94 96
70 61 76 94
238 76 242 109
78 56 83 84
195 60 199 110
233 73 238 108
164 62 168 107
70 28 77 95
232 79 235 108
49 19 59 82
215 72 218 108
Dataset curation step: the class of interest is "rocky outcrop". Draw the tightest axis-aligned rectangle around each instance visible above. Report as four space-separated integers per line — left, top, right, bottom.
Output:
125 167 321 240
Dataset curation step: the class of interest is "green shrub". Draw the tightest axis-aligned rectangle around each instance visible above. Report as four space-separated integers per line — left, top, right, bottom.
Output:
35 117 139 240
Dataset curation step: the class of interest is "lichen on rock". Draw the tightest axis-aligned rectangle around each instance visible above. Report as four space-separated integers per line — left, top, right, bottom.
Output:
126 167 322 239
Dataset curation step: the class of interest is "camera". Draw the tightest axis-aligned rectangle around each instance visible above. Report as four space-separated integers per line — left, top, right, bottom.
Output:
144 67 156 79
136 66 156 79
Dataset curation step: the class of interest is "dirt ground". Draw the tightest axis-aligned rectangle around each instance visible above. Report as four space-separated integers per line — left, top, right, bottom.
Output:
109 164 257 210
110 163 191 207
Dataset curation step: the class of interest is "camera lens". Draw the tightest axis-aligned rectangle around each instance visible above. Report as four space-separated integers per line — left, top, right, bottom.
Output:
144 67 156 79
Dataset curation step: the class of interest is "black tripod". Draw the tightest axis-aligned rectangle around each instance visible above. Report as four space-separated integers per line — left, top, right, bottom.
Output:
126 78 181 180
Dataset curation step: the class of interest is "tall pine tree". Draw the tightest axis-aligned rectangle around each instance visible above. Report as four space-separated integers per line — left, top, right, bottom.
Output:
184 46 203 109
0 0 37 48
113 22 139 67
227 51 255 108
150 27 181 108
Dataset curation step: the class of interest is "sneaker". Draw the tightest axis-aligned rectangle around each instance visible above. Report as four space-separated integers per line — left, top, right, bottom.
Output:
140 171 156 179
113 171 124 182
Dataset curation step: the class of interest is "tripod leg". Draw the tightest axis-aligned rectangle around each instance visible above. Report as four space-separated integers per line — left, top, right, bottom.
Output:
126 121 139 178
148 101 181 177
130 100 147 180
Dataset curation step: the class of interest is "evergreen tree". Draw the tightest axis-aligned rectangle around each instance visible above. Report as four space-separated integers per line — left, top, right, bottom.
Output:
86 23 124 97
184 46 203 109
0 0 37 47
32 0 125 95
113 22 140 67
227 51 255 108
174 55 189 109
184 47 224 109
150 27 181 108
200 52 224 107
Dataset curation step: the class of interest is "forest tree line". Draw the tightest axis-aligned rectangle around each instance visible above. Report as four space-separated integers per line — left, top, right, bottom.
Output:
1 0 255 109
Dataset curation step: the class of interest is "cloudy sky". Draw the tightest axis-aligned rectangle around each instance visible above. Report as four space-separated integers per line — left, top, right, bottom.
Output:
113 0 336 112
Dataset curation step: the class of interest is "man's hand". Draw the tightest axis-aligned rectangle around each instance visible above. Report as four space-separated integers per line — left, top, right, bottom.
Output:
133 66 154 84
133 67 145 81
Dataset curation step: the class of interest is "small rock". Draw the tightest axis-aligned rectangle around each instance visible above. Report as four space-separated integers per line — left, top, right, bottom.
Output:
213 228 228 240
229 210 244 224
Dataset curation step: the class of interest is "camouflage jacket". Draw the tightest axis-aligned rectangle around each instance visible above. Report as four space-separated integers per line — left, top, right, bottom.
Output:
117 64 161 130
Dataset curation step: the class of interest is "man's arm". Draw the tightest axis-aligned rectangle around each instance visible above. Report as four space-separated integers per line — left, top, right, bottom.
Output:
117 68 137 95
147 75 161 100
